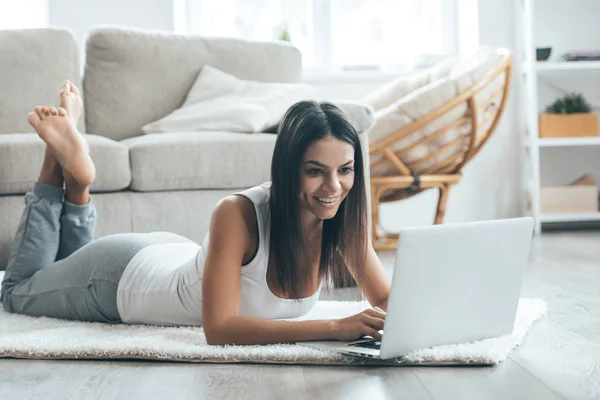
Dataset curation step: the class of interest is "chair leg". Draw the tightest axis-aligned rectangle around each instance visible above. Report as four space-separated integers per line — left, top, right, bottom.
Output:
434 184 453 224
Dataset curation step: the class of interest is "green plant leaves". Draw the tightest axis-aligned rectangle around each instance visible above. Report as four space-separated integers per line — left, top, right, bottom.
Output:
545 92 592 114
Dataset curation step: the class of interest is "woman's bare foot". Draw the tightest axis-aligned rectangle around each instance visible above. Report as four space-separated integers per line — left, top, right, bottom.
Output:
28 105 95 192
57 80 90 202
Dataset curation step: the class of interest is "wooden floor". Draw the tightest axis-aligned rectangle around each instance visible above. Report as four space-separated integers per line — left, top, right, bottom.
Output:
1 231 599 399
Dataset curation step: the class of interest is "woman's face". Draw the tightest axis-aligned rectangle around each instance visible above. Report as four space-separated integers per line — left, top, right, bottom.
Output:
299 135 355 222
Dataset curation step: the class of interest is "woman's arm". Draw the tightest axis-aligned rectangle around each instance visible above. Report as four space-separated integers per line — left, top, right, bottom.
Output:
347 243 391 312
201 197 339 345
206 316 337 345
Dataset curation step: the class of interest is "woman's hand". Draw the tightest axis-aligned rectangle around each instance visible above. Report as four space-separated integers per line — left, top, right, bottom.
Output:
332 307 386 341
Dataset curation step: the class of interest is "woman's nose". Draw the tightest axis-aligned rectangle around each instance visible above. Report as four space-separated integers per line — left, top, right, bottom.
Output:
325 173 342 192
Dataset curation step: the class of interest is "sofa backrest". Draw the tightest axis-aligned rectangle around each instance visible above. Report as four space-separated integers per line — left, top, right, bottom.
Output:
0 28 81 134
83 27 303 141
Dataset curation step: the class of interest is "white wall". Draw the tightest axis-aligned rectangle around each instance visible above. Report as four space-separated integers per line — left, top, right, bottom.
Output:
48 0 174 59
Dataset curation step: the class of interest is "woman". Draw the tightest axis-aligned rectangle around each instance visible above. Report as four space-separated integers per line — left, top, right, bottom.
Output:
1 81 390 345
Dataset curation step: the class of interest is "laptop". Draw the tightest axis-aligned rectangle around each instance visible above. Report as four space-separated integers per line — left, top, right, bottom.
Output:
297 217 535 360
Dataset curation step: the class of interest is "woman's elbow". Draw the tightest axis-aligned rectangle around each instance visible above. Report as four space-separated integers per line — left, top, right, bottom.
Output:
204 321 237 346
204 324 225 345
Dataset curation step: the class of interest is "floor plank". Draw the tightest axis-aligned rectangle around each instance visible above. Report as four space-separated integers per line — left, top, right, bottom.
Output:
188 364 307 400
302 366 432 400
510 319 600 400
524 234 600 344
69 361 199 400
413 358 564 400
0 359 103 400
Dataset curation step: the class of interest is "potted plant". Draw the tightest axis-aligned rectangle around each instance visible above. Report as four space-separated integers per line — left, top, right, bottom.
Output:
276 23 291 42
539 92 598 138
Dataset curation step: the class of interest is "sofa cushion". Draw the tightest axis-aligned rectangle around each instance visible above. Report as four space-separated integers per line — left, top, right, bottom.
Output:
121 132 276 191
0 134 131 195
142 65 317 134
84 27 303 141
0 28 82 134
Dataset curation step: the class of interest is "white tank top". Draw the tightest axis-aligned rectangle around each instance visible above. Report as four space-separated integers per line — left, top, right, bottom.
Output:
116 182 322 326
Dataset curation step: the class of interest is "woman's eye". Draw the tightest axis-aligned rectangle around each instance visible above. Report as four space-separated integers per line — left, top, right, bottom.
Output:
340 167 354 174
307 168 323 176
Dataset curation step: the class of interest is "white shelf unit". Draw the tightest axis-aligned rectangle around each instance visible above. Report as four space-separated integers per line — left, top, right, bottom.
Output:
538 137 600 147
536 60 600 71
540 212 600 223
519 0 600 234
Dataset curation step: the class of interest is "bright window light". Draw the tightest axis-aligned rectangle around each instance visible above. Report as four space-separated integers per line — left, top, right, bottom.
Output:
185 0 455 72
0 0 48 30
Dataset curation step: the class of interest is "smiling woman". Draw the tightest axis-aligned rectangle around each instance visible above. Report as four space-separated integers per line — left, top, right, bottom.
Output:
2 90 391 347
269 101 368 300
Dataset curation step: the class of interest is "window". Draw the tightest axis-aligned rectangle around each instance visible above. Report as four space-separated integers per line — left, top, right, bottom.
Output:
0 0 48 30
183 0 457 73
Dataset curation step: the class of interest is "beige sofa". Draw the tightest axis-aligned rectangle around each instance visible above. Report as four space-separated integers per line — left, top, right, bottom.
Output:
0 27 371 270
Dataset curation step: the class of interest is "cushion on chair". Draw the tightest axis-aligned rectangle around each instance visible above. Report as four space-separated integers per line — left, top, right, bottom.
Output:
0 134 131 195
363 55 458 112
366 47 510 177
121 132 277 191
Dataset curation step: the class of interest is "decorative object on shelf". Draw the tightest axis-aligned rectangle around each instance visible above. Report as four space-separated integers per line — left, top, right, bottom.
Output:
536 47 552 61
540 174 599 213
538 92 598 138
562 50 600 62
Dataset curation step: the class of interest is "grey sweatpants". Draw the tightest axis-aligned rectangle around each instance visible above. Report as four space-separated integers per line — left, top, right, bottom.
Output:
1 181 193 323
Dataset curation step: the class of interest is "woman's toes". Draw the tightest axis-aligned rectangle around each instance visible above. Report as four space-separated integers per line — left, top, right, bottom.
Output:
34 106 44 119
58 107 67 117
38 107 48 120
27 111 41 128
69 82 80 95
49 107 58 116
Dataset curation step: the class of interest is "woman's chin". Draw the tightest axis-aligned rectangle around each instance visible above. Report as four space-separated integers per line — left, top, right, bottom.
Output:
311 204 340 220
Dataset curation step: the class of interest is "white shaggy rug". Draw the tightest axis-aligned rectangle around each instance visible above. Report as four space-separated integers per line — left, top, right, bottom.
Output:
0 298 547 366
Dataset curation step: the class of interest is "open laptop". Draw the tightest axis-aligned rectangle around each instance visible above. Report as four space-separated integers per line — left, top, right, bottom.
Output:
297 217 535 360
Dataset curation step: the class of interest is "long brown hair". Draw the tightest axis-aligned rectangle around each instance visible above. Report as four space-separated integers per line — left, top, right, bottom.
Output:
269 100 368 299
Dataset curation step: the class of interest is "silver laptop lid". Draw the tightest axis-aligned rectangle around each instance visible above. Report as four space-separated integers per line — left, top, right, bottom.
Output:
380 217 534 359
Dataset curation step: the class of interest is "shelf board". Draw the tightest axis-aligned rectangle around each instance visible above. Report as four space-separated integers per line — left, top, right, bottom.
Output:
538 136 600 147
536 61 600 71
541 212 600 223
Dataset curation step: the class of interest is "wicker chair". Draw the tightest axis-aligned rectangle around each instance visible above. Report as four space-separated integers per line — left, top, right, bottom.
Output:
364 48 513 250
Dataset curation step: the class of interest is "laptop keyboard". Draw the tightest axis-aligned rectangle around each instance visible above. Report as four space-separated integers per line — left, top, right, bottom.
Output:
347 339 381 350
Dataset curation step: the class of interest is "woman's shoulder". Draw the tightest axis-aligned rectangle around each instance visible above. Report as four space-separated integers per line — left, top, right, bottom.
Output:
236 182 272 207
209 182 271 242
215 182 270 215
212 195 256 229
209 191 263 261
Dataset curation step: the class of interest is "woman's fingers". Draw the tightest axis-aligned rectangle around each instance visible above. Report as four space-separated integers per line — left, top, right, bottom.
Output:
362 314 385 331
363 327 383 340
363 308 386 319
